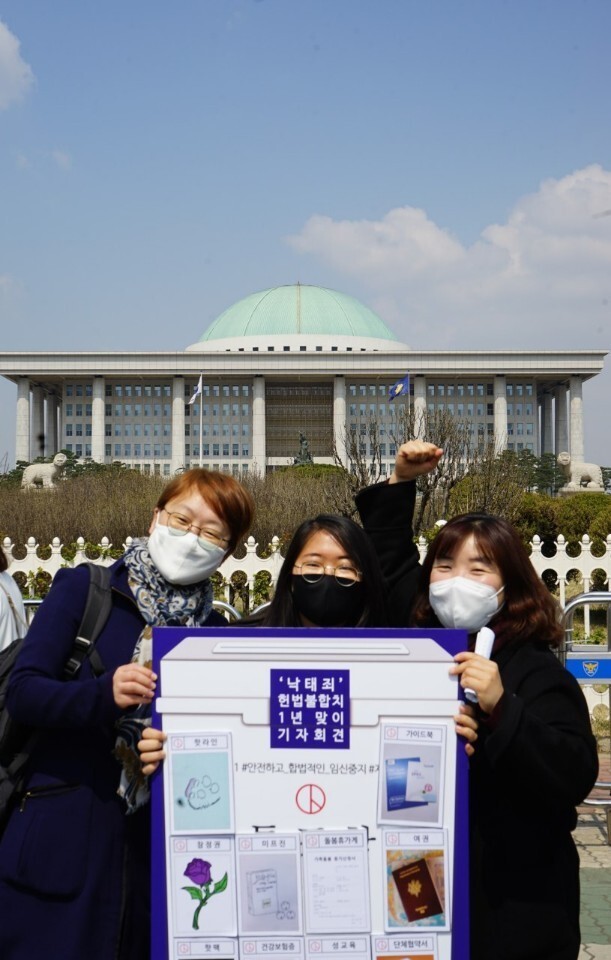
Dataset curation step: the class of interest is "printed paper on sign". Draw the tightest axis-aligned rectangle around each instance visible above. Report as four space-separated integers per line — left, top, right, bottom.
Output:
385 757 427 812
405 761 438 805
166 732 235 835
236 833 303 936
302 829 371 933
169 835 237 937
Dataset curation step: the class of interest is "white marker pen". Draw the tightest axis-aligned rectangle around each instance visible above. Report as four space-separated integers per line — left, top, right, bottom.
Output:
464 626 495 704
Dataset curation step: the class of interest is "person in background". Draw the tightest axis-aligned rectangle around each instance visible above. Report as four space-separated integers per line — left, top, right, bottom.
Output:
0 468 254 960
0 550 27 652
359 449 598 960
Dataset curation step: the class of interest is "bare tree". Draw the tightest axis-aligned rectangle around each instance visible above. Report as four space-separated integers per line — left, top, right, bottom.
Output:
329 420 386 519
390 408 476 532
448 447 533 523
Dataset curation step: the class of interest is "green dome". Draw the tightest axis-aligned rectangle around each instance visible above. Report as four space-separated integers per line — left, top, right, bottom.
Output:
197 284 397 342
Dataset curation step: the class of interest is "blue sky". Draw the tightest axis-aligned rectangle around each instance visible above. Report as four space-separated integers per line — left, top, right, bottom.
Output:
1 0 610 465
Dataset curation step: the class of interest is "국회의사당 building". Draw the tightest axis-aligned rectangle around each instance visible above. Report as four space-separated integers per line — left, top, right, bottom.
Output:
0 283 606 477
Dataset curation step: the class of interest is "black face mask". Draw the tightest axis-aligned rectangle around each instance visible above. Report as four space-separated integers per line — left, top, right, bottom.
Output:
291 574 367 627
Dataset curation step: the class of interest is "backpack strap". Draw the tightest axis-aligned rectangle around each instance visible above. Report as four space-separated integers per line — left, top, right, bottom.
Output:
63 563 113 680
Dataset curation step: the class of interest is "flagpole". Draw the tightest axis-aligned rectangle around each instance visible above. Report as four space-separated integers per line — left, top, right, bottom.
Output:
199 374 203 468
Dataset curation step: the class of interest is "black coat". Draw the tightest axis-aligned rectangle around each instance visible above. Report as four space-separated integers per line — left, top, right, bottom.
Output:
356 480 599 960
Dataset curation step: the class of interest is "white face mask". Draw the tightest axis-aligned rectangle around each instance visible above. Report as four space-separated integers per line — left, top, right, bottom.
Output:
429 576 504 633
147 517 226 585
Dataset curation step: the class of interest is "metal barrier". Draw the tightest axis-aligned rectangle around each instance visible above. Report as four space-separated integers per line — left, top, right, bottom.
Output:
24 597 242 624
562 592 611 844
582 781 611 841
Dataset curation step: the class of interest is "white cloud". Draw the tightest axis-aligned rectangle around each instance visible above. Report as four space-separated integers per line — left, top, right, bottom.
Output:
287 164 611 351
0 20 34 110
51 149 72 171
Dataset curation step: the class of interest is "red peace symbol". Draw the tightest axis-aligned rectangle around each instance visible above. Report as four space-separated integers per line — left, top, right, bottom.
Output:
296 783 326 815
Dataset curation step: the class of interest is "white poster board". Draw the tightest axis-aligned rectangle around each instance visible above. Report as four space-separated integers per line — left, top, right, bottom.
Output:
151 627 470 960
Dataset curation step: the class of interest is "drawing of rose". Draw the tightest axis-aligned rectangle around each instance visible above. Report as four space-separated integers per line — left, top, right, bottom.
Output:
184 858 212 886
182 858 228 930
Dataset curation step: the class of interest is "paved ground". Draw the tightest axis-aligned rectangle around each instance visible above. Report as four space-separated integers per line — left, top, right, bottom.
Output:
576 755 611 959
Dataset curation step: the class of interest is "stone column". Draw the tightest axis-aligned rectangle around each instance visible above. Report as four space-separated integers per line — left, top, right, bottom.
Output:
47 394 59 454
493 376 507 451
541 393 553 454
170 376 185 474
413 376 426 439
569 376 584 462
333 375 347 466
252 376 266 471
31 385 45 459
16 378 31 463
91 376 105 463
554 384 568 454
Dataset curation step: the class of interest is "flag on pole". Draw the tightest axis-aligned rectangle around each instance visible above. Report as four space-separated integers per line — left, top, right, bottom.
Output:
189 375 203 405
388 374 410 402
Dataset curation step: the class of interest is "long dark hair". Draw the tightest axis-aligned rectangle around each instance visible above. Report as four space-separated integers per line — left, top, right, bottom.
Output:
259 514 388 628
410 513 563 649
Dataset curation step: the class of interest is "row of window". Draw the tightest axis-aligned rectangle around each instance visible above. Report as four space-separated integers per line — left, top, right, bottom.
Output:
186 463 251 476
349 403 408 418
185 444 250 457
65 382 252 400
348 384 402 398
107 444 173 458
507 442 535 452
354 443 398 457
507 423 535 436
428 383 493 398
107 424 171 437
65 443 92 456
428 402 495 418
63 380 537 402
106 384 171 398
65 385 93 397
507 403 534 416
426 383 534 398
185 384 250 398
350 423 399 437
187 404 251 418
65 404 92 418
186 424 250 437
107 403 172 418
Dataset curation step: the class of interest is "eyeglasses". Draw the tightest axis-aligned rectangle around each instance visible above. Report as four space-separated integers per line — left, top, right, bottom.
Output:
162 510 230 549
293 562 362 587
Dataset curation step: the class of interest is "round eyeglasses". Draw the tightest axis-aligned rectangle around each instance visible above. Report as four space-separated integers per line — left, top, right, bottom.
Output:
293 562 362 587
162 510 230 549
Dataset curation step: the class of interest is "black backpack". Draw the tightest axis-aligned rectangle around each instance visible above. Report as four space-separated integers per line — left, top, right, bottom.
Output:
0 563 113 829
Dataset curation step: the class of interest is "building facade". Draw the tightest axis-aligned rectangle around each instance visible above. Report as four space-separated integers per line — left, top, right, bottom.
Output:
0 284 606 476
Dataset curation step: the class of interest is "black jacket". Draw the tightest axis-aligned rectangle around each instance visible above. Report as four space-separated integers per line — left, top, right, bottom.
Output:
357 480 598 960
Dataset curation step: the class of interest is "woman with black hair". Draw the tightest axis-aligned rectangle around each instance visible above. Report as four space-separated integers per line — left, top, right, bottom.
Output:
251 513 388 628
357 451 598 960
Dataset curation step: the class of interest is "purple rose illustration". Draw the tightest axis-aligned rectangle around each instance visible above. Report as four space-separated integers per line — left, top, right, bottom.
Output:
184 858 212 887
182 858 228 930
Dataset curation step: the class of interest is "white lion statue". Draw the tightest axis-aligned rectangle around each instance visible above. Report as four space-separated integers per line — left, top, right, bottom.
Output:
557 451 604 492
21 452 68 490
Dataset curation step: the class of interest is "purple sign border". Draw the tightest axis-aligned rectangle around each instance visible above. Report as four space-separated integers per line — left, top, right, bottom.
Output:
151 626 469 960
